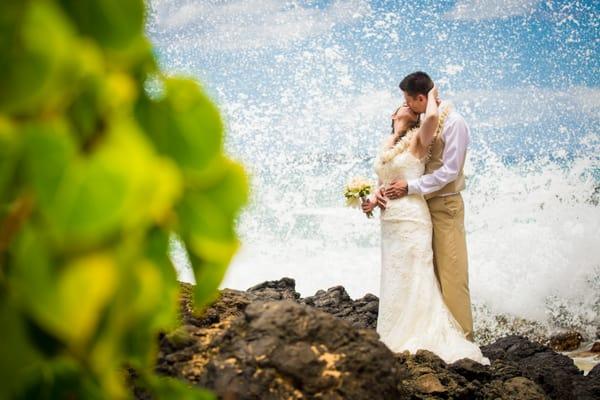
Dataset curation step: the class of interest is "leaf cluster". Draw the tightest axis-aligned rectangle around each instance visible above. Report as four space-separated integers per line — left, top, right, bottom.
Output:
0 1 248 398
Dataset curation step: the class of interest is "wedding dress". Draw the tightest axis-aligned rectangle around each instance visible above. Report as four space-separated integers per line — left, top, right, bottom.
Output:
373 139 490 365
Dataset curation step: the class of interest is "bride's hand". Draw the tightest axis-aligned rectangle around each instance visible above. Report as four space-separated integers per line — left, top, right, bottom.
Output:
361 197 377 214
375 187 387 210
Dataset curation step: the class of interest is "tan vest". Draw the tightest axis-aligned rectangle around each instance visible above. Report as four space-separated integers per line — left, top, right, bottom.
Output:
424 113 466 200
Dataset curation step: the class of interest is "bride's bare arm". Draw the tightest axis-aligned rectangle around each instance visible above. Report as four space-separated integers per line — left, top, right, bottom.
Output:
416 86 439 149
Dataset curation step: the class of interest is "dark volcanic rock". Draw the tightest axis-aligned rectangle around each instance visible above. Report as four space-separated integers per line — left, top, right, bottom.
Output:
549 330 584 351
160 295 406 399
178 283 257 328
581 363 600 399
449 358 493 382
140 278 600 400
482 335 599 399
246 277 302 301
590 363 600 379
301 285 379 329
480 377 548 399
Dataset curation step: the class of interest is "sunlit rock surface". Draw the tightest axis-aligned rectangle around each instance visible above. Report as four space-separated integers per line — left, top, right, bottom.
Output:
128 278 600 399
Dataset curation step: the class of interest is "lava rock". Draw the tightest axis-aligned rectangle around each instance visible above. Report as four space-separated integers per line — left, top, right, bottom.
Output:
246 277 302 301
590 363 600 379
300 285 379 329
549 330 584 351
482 335 598 399
136 279 600 400
449 358 493 382
480 376 549 400
160 297 406 399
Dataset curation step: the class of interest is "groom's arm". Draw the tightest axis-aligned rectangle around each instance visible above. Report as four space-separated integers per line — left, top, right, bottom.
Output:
407 115 470 196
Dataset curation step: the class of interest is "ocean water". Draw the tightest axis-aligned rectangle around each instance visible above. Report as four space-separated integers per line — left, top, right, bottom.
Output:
147 0 600 339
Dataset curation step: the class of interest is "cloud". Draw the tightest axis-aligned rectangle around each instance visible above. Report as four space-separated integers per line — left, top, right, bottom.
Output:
444 0 540 21
148 0 371 51
313 85 600 135
448 86 600 128
301 85 600 135
440 64 464 75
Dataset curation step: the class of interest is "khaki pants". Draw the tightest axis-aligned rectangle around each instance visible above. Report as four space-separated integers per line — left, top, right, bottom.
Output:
426 193 474 342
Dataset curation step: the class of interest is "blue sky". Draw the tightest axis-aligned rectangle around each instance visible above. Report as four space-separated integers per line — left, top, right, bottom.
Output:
147 0 598 89
146 0 599 163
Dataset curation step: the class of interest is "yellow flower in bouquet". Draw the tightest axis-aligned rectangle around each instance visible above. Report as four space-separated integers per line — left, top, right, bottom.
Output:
344 176 374 218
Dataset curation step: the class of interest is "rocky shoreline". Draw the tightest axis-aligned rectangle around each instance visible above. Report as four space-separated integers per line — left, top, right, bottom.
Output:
137 277 600 399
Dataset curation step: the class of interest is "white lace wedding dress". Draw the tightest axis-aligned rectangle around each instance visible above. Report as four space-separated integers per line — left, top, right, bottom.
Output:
373 143 490 365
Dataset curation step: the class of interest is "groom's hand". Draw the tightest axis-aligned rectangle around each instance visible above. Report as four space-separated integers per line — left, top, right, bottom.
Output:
385 180 408 199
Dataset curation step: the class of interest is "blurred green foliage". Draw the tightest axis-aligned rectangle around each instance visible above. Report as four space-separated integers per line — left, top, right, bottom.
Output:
0 0 248 398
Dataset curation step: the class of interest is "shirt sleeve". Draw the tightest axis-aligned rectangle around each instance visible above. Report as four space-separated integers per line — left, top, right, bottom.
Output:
407 114 470 195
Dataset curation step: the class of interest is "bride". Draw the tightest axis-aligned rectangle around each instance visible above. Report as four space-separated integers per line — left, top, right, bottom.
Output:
361 85 490 365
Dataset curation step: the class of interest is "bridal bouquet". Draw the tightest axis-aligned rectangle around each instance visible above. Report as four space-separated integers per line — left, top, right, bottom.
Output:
344 176 374 218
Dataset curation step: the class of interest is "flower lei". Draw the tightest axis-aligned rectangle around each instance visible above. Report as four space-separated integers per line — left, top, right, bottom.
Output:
377 102 453 165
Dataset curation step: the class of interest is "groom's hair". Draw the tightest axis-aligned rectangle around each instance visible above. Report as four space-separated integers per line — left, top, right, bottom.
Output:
399 71 434 97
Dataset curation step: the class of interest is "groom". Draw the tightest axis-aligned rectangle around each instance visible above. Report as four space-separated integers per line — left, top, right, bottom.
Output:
380 71 475 342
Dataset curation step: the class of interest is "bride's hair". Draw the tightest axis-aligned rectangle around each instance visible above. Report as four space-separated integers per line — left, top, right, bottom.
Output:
390 106 400 134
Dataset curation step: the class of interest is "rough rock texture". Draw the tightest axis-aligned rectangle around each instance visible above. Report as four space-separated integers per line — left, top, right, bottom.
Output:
589 363 600 379
300 285 379 330
549 330 585 351
481 335 600 399
140 277 600 400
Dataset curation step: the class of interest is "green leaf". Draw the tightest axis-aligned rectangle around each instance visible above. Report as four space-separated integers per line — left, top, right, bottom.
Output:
191 256 228 313
59 0 145 49
53 252 118 346
1 1 245 399
136 371 217 400
42 118 181 247
14 358 104 400
66 78 103 145
11 224 57 329
0 116 21 205
22 119 77 216
11 224 117 349
141 228 180 330
16 241 117 350
174 158 248 313
0 1 78 114
136 78 225 184
92 118 182 226
53 156 129 246
198 158 250 218
177 191 239 263
0 297 42 400
176 158 248 264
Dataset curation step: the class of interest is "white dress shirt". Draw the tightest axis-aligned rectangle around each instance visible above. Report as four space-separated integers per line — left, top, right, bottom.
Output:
407 110 470 196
